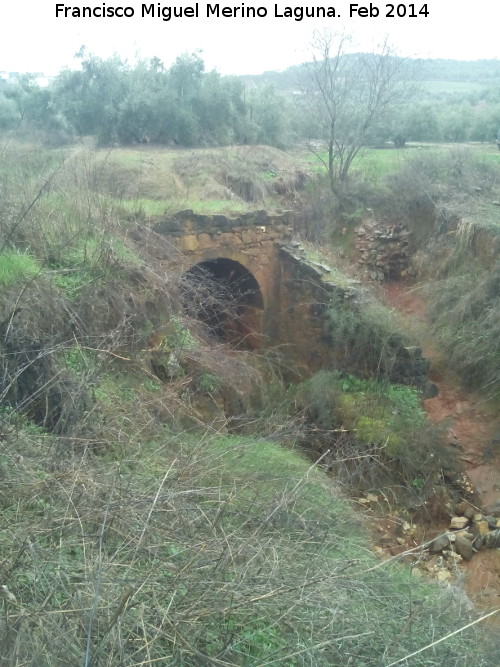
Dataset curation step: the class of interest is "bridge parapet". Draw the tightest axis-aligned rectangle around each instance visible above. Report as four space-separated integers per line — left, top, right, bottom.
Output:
154 209 292 254
276 243 437 396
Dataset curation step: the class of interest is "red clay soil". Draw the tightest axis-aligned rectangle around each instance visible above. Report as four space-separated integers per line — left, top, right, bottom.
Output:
382 281 500 615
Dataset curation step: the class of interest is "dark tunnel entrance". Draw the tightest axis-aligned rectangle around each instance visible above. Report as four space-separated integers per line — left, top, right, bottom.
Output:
181 258 264 349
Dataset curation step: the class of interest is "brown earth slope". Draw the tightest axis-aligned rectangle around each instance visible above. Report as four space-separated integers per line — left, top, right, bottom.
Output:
383 281 500 615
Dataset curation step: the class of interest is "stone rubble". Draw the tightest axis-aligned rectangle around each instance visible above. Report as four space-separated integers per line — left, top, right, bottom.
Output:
423 500 500 568
369 496 500 583
449 516 469 530
355 220 412 281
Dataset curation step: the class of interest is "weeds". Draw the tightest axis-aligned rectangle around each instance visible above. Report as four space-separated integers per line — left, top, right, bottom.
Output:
0 250 40 286
325 290 402 377
0 140 498 665
295 370 452 501
0 421 493 665
413 212 500 397
426 260 500 395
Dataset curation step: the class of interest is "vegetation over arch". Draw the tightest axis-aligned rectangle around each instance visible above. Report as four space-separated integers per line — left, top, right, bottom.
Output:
181 257 264 347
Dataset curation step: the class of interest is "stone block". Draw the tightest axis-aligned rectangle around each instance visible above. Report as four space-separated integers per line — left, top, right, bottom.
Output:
449 516 470 530
154 218 182 235
484 529 500 548
181 234 199 252
475 520 490 536
428 534 450 553
241 229 259 244
196 233 213 250
218 232 238 247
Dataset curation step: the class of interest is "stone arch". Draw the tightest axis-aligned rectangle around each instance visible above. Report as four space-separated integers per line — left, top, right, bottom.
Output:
181 257 264 349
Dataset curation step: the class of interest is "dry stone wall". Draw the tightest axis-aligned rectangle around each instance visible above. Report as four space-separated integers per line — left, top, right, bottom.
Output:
355 220 411 280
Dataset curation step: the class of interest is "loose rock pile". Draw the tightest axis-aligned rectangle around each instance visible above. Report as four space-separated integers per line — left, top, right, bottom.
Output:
356 221 411 280
427 500 500 563
367 495 500 584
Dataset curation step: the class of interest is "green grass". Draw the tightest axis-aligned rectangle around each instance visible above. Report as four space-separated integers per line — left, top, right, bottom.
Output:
0 250 40 286
115 197 168 215
64 235 140 268
298 370 426 438
466 200 500 229
300 142 500 185
106 146 179 168
301 242 360 287
300 149 329 173
295 368 447 497
207 434 347 510
103 144 296 214
49 235 142 299
181 198 251 214
356 146 411 178
299 144 449 184
39 190 83 213
478 147 500 186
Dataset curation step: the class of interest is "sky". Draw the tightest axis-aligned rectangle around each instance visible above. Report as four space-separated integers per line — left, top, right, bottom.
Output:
1 1 499 76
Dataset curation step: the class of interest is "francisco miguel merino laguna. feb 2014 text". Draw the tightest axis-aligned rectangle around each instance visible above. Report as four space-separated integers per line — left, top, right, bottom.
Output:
55 3 430 20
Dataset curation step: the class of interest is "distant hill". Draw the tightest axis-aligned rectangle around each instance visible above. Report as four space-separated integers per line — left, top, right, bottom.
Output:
415 58 500 82
240 57 500 93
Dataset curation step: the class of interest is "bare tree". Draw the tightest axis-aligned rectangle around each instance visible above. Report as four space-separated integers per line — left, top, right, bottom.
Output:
304 31 416 196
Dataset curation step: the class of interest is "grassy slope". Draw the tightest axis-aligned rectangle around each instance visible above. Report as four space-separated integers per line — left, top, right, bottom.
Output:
98 144 303 216
0 414 487 666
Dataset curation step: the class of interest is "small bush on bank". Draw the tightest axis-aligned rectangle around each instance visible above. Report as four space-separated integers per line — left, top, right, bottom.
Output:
295 370 454 500
325 291 402 377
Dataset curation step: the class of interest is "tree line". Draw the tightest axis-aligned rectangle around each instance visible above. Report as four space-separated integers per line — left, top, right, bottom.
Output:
2 45 500 158
0 49 290 148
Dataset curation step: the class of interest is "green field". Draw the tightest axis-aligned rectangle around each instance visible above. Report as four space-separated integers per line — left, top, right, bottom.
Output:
421 79 496 95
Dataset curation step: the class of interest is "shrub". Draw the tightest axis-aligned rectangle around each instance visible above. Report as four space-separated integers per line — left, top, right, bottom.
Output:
296 370 453 500
325 291 402 377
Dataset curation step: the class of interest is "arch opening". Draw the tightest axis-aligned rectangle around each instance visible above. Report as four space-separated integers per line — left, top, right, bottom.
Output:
181 258 263 349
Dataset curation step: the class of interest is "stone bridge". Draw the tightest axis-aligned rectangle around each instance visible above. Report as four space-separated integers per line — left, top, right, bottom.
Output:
154 209 290 350
153 209 436 395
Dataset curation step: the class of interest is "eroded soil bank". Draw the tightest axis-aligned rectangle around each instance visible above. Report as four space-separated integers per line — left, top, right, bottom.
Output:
382 281 500 615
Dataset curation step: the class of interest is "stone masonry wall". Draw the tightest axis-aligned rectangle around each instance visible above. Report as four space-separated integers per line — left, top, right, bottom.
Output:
355 220 411 280
153 209 292 340
275 243 437 397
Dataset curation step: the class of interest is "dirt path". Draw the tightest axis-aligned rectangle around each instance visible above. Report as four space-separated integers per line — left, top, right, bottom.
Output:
382 281 500 614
